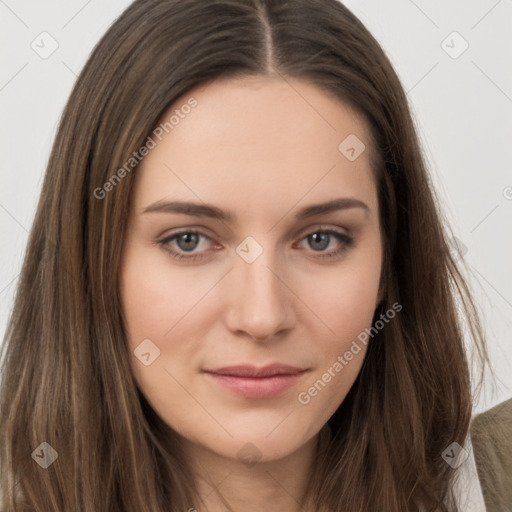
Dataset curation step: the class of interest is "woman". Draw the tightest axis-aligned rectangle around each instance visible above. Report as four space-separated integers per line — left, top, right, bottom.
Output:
0 0 489 510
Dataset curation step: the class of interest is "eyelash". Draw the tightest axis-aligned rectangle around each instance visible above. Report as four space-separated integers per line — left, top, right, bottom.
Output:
157 227 354 262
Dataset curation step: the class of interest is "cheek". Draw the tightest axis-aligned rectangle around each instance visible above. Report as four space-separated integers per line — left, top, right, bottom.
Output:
120 245 233 410
120 249 212 424
293 262 380 427
120 247 219 346
297 254 381 346
292 248 381 411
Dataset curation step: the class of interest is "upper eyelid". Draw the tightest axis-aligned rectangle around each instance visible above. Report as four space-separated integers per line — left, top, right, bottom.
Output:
161 225 351 251
161 224 350 242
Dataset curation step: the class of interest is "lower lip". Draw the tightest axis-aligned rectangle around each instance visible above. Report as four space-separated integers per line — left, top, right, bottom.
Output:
204 371 307 399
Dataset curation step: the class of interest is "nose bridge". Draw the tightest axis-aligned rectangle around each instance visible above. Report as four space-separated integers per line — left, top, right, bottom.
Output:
226 239 293 340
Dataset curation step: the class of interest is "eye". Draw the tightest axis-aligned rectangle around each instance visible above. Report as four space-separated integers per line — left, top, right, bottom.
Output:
294 228 354 259
157 226 354 262
157 230 215 261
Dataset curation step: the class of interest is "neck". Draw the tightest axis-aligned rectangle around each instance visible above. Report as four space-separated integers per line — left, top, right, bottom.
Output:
184 430 327 512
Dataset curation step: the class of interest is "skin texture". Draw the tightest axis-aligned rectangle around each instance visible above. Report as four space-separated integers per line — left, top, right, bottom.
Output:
120 76 383 511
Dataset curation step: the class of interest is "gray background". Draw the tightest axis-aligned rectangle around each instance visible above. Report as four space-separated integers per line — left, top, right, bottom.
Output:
1 0 511 414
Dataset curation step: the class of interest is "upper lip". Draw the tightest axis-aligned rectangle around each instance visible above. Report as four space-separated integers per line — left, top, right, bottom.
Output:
204 364 307 378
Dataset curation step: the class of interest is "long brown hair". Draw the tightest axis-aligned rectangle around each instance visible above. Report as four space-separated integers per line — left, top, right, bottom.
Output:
0 0 489 510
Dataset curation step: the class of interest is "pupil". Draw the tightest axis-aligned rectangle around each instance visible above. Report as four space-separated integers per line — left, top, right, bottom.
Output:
176 233 330 252
178 233 198 251
309 232 329 251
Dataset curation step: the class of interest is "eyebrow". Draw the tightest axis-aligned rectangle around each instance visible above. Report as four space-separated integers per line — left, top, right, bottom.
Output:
142 197 370 222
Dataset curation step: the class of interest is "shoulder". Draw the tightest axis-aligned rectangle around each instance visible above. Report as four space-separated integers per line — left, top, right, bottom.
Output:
471 398 512 511
451 433 487 512
415 433 486 512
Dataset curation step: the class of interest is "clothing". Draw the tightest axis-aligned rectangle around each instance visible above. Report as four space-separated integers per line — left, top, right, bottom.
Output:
452 433 487 511
417 432 486 511
471 398 512 512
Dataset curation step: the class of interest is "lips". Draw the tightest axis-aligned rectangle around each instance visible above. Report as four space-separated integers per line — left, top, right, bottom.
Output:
207 364 306 378
203 364 308 399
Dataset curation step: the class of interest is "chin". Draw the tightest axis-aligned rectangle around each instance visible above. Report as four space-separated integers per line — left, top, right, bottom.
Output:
212 425 318 464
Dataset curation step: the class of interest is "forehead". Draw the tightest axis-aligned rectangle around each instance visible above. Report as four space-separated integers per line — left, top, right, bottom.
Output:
133 76 377 221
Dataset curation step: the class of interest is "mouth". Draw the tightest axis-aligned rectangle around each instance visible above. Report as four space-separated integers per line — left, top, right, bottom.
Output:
202 364 309 399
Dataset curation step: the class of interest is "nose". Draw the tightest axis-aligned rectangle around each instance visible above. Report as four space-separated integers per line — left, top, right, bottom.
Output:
224 249 295 343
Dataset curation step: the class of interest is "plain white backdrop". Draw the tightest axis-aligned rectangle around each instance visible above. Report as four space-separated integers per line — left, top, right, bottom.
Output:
1 0 511 414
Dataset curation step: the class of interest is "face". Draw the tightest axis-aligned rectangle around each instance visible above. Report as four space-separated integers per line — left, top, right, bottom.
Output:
120 75 382 464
